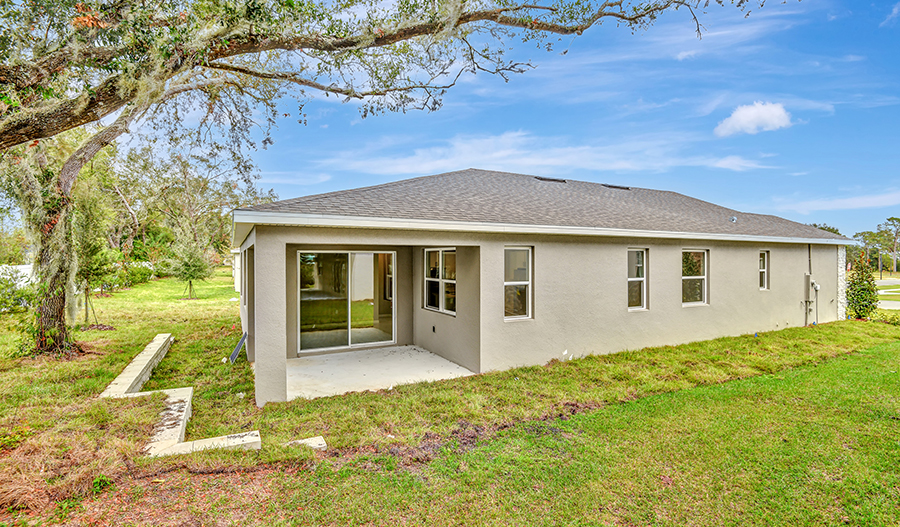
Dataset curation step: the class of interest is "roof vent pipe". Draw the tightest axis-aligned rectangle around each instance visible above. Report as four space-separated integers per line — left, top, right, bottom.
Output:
729 216 738 223
534 176 567 183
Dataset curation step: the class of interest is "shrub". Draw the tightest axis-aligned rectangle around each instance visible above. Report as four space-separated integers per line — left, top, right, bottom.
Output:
874 311 900 326
126 265 153 285
846 252 878 319
0 266 33 313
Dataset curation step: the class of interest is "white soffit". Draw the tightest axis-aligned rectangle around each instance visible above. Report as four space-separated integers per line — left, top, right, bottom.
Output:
231 210 848 247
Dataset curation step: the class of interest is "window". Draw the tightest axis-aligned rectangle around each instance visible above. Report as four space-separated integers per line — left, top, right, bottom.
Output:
298 251 395 352
627 249 647 309
384 259 393 301
504 247 531 319
759 251 769 290
682 250 707 304
425 248 456 314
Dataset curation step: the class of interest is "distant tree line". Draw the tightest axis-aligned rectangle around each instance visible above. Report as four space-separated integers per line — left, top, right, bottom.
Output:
809 221 900 276
0 130 276 335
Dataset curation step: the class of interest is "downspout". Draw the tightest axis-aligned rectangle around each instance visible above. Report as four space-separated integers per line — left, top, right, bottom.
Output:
805 244 812 326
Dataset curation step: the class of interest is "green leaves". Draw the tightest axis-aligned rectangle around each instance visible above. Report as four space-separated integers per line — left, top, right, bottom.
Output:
846 252 878 320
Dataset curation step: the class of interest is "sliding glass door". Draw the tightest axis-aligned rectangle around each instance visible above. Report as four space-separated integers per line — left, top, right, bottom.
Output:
298 251 394 352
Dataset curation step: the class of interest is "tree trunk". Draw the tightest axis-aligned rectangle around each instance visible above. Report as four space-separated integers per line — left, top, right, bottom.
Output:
33 200 76 354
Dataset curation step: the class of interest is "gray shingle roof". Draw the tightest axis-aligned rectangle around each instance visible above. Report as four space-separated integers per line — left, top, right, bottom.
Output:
239 169 847 241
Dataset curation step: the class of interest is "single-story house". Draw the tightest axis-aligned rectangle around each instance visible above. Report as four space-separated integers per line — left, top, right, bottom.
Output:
232 169 848 406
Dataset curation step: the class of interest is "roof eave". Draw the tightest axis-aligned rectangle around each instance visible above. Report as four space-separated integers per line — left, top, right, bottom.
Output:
231 210 849 246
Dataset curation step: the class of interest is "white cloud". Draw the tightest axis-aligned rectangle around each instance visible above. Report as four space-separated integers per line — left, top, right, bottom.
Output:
788 171 809 176
317 131 773 175
712 156 774 171
259 172 331 185
778 189 900 213
714 101 793 137
676 50 700 61
880 2 900 27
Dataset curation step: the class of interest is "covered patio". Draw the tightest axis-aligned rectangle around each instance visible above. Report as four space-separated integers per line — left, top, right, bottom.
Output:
286 345 475 400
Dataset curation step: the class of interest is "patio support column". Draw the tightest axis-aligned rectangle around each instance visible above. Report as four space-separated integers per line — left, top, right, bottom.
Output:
254 227 288 405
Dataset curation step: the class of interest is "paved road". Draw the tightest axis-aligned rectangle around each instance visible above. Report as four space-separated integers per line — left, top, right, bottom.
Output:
877 279 900 309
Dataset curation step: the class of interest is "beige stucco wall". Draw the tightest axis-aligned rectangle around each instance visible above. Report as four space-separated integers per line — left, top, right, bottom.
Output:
477 236 840 372
412 246 481 372
239 224 843 405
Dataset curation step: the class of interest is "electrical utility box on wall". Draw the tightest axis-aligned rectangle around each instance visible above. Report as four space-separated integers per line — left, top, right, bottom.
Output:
804 273 815 303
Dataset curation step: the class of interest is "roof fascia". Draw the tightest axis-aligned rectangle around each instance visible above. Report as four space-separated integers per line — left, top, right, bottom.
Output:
231 210 848 246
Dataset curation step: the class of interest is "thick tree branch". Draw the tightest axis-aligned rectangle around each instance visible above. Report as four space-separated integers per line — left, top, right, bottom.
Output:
58 101 150 196
0 46 120 91
0 75 134 151
0 0 696 151
203 62 457 98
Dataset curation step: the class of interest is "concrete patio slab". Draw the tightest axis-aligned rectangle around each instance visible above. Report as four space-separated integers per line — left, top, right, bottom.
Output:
878 300 900 310
287 345 475 400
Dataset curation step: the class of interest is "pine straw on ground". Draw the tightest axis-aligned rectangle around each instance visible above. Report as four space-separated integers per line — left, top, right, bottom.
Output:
0 395 164 510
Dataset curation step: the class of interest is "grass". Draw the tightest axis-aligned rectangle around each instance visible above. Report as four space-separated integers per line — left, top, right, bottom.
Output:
1 269 899 524
300 299 379 330
877 284 900 303
34 339 900 526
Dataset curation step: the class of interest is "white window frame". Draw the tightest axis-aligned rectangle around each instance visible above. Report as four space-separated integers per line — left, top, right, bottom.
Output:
627 248 648 311
759 250 769 290
504 246 532 320
241 250 247 306
424 248 456 315
682 249 708 306
296 250 398 353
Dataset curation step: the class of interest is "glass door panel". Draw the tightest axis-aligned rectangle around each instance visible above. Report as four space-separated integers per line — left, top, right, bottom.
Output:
299 252 349 351
349 253 394 345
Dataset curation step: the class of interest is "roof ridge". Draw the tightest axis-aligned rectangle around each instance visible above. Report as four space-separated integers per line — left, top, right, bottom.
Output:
237 169 489 211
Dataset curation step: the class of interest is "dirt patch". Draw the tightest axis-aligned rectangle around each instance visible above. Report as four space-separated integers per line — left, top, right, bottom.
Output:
324 400 605 470
82 324 116 331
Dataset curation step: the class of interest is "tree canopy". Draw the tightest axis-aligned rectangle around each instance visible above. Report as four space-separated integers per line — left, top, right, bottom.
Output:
0 0 771 354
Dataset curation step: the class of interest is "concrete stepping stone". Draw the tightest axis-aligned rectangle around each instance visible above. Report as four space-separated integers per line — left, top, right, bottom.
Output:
285 436 328 450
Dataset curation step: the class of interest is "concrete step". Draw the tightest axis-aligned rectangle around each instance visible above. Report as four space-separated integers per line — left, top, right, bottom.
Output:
99 334 262 457
148 431 262 457
100 333 173 398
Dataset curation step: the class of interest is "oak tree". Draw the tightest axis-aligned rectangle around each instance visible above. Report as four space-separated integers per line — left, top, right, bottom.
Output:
1 0 770 353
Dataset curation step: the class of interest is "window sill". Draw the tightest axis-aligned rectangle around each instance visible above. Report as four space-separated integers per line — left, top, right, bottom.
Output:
423 306 456 317
504 316 532 323
682 302 709 308
628 307 649 312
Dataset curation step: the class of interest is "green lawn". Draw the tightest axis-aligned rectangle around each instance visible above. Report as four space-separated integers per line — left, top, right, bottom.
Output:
1 270 899 525
300 298 378 330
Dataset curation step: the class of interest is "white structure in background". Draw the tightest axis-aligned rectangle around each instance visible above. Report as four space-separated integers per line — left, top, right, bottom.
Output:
231 248 241 293
0 264 35 287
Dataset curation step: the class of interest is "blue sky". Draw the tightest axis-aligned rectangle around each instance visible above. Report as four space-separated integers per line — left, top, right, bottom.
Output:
251 0 900 238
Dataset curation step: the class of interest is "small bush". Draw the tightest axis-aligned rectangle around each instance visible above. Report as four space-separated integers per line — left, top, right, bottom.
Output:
846 252 878 319
874 311 900 326
126 265 153 285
